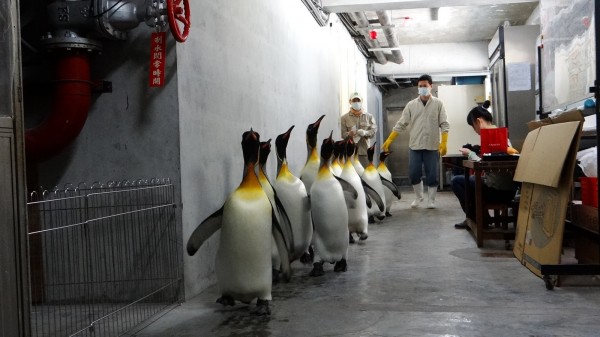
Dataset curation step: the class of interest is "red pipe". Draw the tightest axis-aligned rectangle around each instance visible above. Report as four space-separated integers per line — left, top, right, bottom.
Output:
25 52 92 161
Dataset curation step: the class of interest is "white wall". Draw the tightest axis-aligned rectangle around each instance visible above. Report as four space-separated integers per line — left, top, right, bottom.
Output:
178 0 378 298
438 85 485 155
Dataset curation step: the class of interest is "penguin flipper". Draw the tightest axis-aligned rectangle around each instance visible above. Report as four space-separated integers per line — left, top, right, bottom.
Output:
266 189 295 257
362 181 385 212
364 193 372 208
334 176 359 208
272 210 292 282
381 176 401 199
186 206 224 256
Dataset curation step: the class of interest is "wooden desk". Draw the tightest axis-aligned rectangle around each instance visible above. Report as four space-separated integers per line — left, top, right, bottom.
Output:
463 159 519 248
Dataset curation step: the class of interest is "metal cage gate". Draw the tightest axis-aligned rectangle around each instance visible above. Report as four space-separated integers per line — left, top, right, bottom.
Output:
27 179 182 337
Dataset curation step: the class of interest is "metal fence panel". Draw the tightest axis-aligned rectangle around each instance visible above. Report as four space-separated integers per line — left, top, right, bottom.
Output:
27 179 182 337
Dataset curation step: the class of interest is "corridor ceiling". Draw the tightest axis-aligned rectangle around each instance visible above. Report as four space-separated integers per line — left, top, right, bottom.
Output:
321 0 539 85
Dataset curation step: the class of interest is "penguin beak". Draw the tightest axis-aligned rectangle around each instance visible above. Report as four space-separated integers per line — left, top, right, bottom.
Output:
283 125 294 140
313 115 325 128
261 139 272 150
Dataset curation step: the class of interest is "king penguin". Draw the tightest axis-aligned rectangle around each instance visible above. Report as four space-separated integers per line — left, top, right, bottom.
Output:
309 131 357 276
186 129 290 315
300 115 325 193
257 139 294 282
340 138 370 242
351 146 365 177
363 142 388 222
331 140 345 177
273 125 313 263
377 151 401 216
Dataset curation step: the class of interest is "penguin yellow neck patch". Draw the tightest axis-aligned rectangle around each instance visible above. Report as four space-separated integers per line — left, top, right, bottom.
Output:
317 165 332 178
240 164 263 190
277 163 293 180
309 148 319 162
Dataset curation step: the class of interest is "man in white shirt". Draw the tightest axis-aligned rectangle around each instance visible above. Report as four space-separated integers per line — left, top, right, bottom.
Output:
382 75 449 209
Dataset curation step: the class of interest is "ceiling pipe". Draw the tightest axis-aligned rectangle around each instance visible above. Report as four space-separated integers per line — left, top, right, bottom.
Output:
350 12 388 65
25 52 92 161
375 10 404 64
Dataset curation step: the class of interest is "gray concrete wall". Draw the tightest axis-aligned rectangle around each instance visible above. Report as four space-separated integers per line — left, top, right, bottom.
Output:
31 29 181 190
178 1 379 298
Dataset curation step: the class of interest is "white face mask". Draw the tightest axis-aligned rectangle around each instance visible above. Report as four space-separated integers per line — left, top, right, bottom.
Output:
418 87 431 97
351 102 362 111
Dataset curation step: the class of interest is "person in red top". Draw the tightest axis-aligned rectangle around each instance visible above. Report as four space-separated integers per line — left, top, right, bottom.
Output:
452 105 519 229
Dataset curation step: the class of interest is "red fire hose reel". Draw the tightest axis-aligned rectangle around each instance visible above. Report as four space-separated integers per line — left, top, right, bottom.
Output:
167 0 190 42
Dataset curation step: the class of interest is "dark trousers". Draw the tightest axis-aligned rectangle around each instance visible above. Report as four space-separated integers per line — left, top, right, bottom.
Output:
451 175 516 219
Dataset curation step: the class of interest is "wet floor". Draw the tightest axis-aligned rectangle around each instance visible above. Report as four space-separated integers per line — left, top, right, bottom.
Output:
131 190 600 337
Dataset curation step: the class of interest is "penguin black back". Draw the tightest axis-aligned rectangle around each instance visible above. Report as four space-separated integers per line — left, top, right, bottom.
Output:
320 131 335 164
379 151 391 164
367 142 377 163
333 140 344 161
306 115 325 148
242 129 261 165
344 138 355 160
275 125 294 162
259 139 272 168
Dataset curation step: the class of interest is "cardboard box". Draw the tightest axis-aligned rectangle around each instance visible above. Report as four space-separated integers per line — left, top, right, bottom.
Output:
570 204 599 264
513 109 584 277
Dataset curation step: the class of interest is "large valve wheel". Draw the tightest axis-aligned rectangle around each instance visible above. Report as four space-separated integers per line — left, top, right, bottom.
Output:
167 0 190 42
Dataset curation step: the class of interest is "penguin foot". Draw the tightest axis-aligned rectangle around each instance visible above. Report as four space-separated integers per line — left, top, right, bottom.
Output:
309 262 325 277
359 232 368 241
254 299 271 316
300 251 313 265
272 268 280 283
216 295 235 306
334 259 347 272
349 233 355 244
386 212 392 217
368 216 375 224
377 215 386 221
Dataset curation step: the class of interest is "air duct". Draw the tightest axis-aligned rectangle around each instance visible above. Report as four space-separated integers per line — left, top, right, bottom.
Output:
350 12 388 65
375 10 404 64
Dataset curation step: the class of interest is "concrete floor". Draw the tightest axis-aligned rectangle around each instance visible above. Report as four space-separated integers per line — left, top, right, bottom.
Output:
131 189 600 337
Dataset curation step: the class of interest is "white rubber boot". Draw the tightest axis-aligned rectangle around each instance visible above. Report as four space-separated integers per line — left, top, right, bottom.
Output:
410 182 424 208
427 185 438 209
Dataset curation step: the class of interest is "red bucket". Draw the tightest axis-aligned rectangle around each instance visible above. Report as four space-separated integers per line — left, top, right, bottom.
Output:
580 177 598 208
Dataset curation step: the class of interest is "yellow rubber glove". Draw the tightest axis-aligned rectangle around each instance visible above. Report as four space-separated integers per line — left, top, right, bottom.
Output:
382 131 398 151
439 132 448 156
507 146 519 155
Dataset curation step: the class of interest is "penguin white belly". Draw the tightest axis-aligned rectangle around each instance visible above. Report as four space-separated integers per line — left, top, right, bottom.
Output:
216 192 272 303
340 166 368 234
353 160 364 177
273 177 313 260
378 167 393 211
363 169 386 218
300 160 319 192
331 163 342 177
310 177 349 263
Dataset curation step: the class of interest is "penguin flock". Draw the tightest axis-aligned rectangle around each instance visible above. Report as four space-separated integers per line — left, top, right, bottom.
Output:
186 115 401 315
